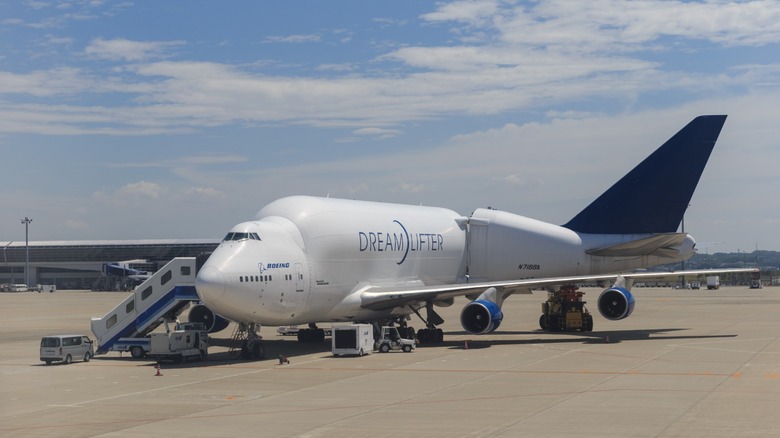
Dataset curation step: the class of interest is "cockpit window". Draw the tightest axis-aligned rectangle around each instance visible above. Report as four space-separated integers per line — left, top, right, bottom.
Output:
223 232 262 242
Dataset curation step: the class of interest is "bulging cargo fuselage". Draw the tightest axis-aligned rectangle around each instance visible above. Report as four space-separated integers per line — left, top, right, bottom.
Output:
196 195 695 326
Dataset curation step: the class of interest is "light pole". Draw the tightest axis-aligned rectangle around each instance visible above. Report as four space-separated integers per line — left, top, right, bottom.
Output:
21 217 32 286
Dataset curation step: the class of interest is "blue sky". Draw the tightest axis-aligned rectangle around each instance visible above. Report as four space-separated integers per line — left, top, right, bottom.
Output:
1 0 779 253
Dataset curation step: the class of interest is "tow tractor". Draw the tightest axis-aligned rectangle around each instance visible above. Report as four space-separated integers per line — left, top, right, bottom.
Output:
539 285 593 332
376 326 415 353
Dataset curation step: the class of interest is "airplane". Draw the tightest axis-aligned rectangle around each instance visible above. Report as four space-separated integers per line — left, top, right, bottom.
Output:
103 260 151 282
193 115 758 359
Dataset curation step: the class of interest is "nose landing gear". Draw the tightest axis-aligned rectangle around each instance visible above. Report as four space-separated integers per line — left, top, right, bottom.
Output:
238 323 266 360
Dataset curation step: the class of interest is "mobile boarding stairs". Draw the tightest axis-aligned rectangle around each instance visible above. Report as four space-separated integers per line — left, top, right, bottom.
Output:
91 257 200 355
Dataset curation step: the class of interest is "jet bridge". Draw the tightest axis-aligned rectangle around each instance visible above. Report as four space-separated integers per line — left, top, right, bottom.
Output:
91 257 200 354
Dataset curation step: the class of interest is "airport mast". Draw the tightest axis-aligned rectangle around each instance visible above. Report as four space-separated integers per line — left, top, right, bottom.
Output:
21 217 32 286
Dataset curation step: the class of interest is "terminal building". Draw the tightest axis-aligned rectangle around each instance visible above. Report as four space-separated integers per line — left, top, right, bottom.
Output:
0 240 219 290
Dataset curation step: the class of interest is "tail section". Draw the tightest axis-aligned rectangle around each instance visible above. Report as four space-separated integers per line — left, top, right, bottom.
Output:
563 115 727 235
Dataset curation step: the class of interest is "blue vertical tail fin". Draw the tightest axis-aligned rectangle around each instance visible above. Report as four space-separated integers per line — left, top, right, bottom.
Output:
562 115 727 235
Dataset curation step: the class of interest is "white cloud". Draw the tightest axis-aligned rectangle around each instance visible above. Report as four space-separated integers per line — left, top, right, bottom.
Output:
185 187 225 200
264 34 321 44
106 154 249 168
420 0 500 27
117 181 163 199
0 2 778 137
352 127 403 139
394 183 426 194
2 18 25 25
0 68 90 96
85 38 183 61
424 1 780 50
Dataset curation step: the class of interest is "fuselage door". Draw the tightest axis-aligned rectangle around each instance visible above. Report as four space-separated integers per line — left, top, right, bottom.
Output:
295 262 304 292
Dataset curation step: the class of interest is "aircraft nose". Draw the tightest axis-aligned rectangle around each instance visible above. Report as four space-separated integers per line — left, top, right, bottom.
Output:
196 266 226 303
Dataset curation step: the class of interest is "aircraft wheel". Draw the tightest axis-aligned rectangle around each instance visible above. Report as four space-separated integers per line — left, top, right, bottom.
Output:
251 341 265 360
240 341 251 359
298 329 325 343
584 314 594 332
539 315 548 330
130 346 144 359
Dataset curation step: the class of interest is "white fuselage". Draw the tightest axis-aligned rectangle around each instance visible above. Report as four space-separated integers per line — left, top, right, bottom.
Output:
195 196 694 325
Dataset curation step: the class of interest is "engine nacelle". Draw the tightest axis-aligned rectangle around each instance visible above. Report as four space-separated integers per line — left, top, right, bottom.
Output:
460 299 504 334
188 304 230 333
597 287 635 320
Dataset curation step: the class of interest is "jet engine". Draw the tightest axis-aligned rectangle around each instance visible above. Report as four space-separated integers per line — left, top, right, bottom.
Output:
460 299 504 334
597 287 635 320
188 303 230 333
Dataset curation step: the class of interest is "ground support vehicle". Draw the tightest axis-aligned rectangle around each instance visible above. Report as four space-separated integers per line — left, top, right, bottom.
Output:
332 324 373 356
149 322 208 363
707 276 720 290
110 338 151 359
539 285 594 332
277 325 332 337
277 326 300 336
40 335 94 365
376 326 415 353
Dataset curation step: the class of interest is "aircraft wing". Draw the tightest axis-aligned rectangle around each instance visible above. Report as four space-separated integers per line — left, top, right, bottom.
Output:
359 268 758 311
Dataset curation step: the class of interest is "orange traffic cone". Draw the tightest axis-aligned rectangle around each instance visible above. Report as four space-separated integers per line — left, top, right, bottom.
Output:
155 363 163 376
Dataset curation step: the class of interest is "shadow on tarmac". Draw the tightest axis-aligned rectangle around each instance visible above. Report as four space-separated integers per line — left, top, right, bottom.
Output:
102 327 738 368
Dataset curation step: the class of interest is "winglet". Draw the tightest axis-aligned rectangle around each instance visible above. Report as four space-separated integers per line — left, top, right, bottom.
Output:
563 115 727 234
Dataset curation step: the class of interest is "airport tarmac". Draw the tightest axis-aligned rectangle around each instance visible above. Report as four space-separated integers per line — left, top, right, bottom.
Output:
2 286 780 437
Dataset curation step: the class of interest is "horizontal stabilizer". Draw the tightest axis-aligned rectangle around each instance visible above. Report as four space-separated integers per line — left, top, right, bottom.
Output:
586 233 687 257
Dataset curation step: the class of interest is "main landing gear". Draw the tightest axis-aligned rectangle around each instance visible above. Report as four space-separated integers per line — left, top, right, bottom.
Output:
539 285 593 332
409 302 445 344
297 323 326 343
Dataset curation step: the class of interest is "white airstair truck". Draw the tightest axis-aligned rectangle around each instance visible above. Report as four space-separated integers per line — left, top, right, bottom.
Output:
331 324 373 356
91 258 200 358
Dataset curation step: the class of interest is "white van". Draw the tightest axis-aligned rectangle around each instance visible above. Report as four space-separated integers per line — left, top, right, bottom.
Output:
40 335 94 365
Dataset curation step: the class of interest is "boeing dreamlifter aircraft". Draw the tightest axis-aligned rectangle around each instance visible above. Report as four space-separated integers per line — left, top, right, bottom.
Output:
194 115 756 359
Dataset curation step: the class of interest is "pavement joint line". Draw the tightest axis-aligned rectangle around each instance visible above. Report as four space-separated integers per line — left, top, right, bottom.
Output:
275 365 734 377
658 329 780 435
